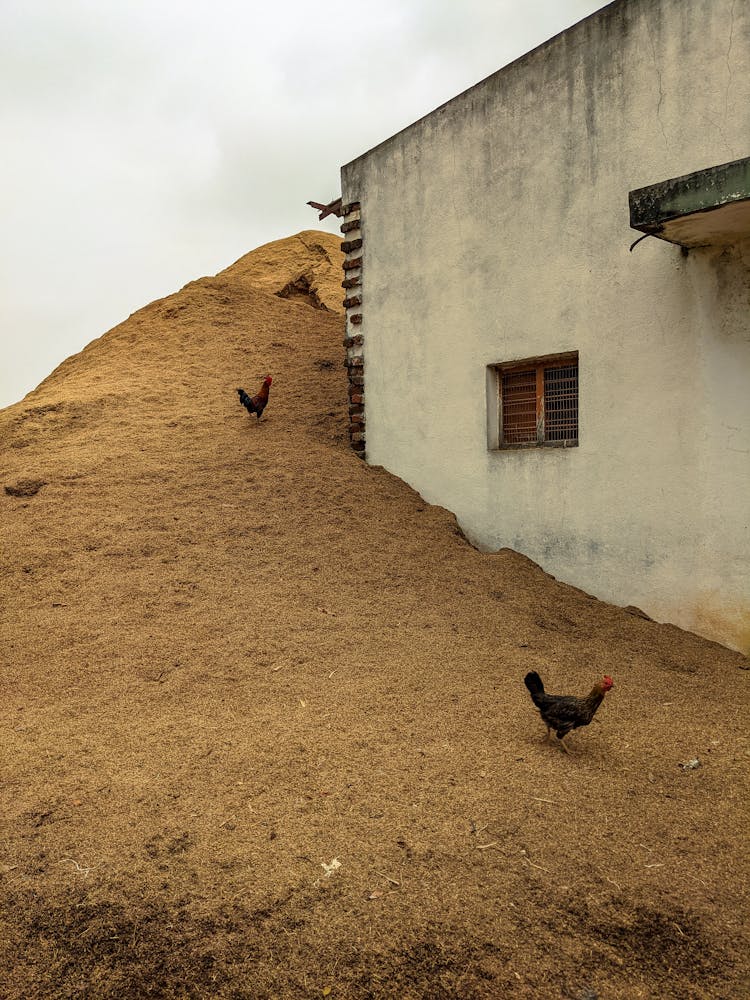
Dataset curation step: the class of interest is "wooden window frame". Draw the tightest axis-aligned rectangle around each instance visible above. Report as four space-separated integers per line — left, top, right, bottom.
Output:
487 351 579 450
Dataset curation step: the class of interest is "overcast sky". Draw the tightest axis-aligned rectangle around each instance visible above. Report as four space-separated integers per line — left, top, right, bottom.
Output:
1 0 604 408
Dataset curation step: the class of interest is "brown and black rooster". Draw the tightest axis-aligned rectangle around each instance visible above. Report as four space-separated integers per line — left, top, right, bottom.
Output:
524 671 613 753
237 375 272 420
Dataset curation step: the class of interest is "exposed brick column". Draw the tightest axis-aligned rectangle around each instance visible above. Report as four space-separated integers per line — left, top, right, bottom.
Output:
340 202 365 456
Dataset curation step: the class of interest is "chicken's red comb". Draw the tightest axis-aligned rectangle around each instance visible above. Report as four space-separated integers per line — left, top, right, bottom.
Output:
264 374 273 384
602 675 614 690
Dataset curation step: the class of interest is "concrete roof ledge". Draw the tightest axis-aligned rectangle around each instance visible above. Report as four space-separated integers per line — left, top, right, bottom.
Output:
629 156 750 248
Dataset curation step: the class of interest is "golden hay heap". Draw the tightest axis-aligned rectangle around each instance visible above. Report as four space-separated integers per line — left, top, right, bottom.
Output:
0 231 747 1000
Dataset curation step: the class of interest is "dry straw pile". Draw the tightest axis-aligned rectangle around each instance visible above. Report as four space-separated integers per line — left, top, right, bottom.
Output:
1 231 748 998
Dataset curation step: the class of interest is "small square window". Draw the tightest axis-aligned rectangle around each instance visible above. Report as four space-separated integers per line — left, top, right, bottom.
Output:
489 353 578 449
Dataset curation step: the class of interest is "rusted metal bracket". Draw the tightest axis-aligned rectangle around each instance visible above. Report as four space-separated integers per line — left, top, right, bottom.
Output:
307 198 343 220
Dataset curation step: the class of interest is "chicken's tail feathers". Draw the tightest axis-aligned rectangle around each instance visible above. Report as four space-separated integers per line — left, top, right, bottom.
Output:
524 671 545 704
237 388 255 413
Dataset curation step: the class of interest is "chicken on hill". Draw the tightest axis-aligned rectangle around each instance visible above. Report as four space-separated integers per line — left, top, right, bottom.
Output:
237 375 272 420
524 671 613 753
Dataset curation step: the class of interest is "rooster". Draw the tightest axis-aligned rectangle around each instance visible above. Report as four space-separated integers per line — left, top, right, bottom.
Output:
237 375 272 420
524 671 613 753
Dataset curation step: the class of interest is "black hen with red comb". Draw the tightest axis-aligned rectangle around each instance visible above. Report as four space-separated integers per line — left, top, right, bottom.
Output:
524 671 613 753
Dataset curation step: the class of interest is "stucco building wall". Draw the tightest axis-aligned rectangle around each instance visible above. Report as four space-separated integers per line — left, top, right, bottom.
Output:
340 0 750 652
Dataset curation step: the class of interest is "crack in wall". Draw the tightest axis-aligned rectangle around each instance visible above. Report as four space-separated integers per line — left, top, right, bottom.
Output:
646 19 668 150
450 136 464 243
724 0 737 159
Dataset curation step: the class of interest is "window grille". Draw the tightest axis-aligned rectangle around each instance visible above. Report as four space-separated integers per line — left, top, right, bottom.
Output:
544 364 578 442
496 354 578 448
501 369 538 444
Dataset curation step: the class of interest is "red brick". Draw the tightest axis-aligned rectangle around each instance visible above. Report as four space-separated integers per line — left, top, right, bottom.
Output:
341 238 363 254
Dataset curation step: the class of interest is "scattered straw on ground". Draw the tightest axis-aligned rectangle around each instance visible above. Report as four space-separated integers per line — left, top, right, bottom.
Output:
1 231 748 999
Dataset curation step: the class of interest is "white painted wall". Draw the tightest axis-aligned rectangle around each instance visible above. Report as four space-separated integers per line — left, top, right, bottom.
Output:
341 0 750 652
